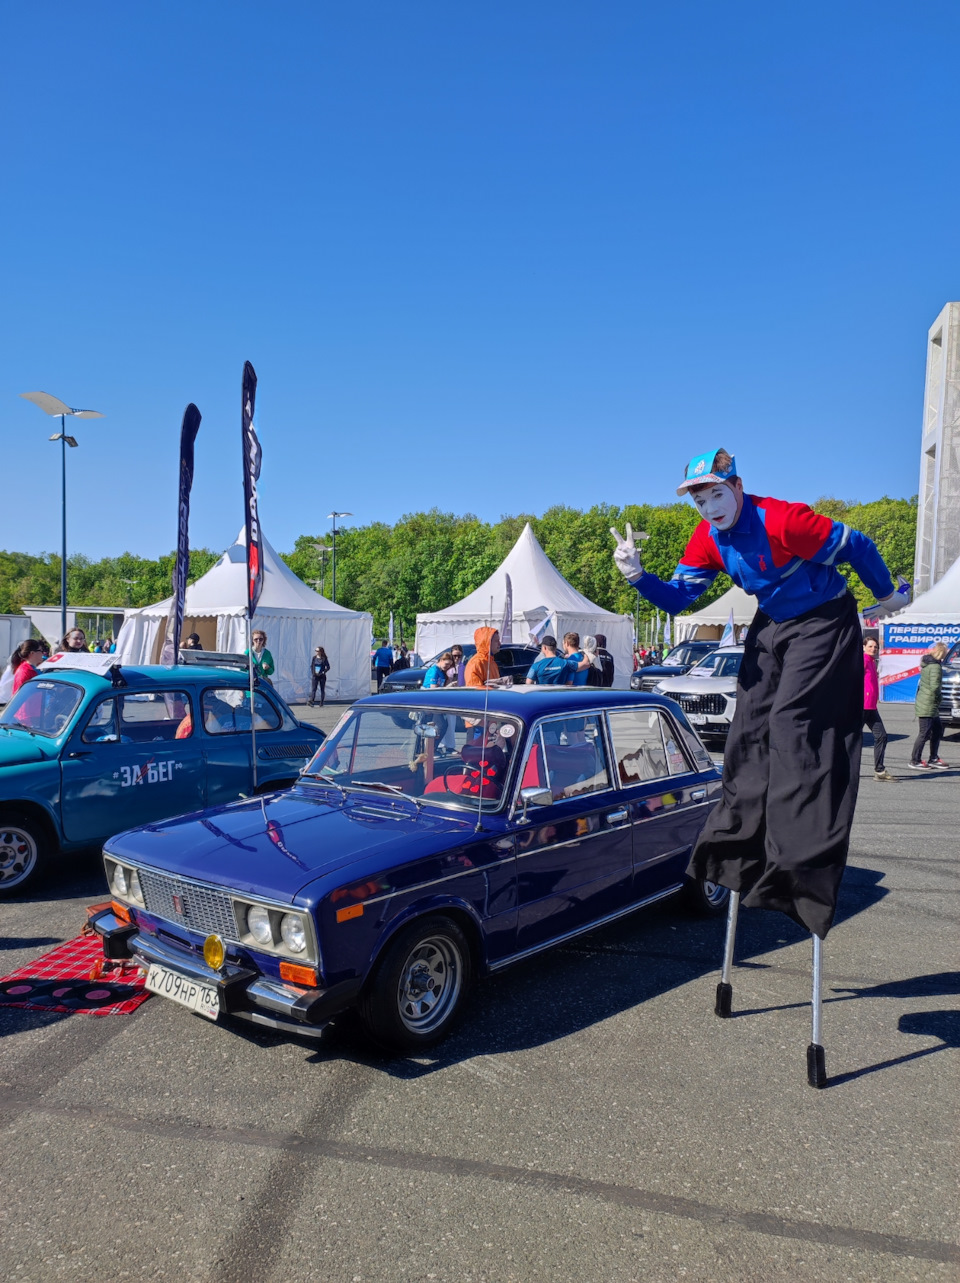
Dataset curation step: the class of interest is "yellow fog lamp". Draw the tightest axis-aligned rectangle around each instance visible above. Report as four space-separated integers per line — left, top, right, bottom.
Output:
203 934 226 971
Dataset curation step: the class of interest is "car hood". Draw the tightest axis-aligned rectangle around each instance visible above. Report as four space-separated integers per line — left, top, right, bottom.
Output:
105 786 476 903
0 730 56 766
658 674 738 695
635 664 690 680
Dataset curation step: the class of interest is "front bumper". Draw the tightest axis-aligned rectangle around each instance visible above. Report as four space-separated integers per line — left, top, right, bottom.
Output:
91 909 360 1038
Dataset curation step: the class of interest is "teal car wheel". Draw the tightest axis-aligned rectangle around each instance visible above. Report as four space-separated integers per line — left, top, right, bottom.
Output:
0 814 48 895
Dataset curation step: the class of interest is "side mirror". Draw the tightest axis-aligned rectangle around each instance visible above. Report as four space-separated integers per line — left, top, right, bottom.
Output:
520 785 553 821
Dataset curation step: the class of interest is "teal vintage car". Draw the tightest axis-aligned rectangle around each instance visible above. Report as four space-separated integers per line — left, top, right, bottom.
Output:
0 655 325 895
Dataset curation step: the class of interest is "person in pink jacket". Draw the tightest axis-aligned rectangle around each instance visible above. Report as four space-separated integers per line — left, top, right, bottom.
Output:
863 638 894 781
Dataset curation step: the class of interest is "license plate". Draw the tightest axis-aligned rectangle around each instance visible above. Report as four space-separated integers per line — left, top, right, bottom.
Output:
688 713 707 724
145 963 219 1021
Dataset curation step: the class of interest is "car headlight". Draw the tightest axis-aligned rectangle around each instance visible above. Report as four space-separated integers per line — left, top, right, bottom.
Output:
111 863 128 897
630 676 640 690
247 905 274 946
128 869 145 905
280 913 307 953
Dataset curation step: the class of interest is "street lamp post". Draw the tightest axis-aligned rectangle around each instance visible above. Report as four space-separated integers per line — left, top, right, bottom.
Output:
310 543 332 598
325 514 353 604
20 392 103 641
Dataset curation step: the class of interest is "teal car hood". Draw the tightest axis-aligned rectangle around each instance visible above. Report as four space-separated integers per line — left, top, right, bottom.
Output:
104 785 476 903
0 729 56 767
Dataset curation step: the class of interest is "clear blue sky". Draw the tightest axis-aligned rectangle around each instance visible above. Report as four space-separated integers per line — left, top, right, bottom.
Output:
2 2 957 561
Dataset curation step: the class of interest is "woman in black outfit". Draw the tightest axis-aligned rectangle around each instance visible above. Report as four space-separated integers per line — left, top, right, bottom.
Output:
309 646 330 706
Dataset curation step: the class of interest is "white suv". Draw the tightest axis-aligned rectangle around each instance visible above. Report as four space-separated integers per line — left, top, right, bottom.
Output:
655 646 744 739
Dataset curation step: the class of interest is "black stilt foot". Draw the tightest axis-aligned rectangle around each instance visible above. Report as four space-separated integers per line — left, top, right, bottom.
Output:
806 1042 827 1088
715 981 733 1018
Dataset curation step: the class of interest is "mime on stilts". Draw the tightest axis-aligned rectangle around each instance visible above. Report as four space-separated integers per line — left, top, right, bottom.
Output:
612 449 908 1087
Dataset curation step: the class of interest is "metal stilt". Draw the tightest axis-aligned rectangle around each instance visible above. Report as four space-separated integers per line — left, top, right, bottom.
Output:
714 890 740 1017
806 933 827 1088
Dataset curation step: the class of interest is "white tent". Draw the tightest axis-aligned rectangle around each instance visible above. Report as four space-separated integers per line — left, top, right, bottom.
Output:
878 555 960 702
674 584 757 642
114 531 372 704
415 523 634 688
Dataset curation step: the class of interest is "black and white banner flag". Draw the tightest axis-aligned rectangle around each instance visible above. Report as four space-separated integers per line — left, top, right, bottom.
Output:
160 403 202 666
241 361 263 618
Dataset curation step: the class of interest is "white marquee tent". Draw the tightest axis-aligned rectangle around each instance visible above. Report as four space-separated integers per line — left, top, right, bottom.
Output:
114 531 372 704
878 554 960 701
674 584 757 642
415 523 634 688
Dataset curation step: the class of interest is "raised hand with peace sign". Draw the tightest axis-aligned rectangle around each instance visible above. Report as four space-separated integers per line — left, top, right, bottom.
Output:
609 522 649 583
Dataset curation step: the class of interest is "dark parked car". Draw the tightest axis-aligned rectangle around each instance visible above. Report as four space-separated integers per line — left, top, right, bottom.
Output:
92 686 725 1053
377 644 541 694
0 653 325 894
630 640 722 692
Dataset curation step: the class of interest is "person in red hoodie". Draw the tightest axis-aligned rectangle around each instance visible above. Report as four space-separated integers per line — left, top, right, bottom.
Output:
862 638 894 782
10 640 45 695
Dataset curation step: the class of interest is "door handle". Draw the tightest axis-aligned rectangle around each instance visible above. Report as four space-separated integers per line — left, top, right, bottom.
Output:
68 751 92 759
606 809 629 824
691 788 706 800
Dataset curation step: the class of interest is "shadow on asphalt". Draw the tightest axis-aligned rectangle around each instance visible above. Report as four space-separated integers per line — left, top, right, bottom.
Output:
214 865 894 1076
825 1009 960 1088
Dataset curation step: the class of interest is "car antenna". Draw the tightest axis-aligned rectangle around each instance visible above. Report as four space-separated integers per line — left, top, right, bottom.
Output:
475 595 494 833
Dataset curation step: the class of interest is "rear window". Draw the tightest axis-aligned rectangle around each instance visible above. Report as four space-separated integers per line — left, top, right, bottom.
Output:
202 687 281 734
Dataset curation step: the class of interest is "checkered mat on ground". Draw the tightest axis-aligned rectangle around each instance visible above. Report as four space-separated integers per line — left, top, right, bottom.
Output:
0 934 150 1016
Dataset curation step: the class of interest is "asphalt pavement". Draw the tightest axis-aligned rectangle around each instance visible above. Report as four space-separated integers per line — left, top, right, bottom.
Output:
0 703 957 1282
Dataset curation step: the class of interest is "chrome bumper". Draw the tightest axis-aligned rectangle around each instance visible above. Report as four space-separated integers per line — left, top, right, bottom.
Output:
91 909 359 1037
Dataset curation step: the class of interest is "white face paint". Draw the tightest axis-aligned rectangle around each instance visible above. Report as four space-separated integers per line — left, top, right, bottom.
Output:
692 483 740 530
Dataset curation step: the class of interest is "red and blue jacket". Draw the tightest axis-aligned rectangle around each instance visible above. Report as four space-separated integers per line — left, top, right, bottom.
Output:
633 495 895 623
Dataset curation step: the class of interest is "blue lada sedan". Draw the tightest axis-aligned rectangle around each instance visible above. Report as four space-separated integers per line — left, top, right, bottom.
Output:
91 687 726 1052
0 655 324 894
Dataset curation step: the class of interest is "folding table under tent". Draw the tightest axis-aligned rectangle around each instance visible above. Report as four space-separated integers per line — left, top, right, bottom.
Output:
415 522 635 689
673 583 757 643
114 530 373 704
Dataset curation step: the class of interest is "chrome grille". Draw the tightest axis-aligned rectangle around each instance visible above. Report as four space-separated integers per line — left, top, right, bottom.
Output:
138 869 239 941
677 693 727 716
640 676 664 691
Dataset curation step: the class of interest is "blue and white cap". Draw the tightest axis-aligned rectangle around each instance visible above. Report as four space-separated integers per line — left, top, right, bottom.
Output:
676 449 738 496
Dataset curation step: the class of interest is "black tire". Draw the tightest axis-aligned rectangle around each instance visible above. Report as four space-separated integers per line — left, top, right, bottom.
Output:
359 915 472 1052
682 876 730 917
0 812 50 896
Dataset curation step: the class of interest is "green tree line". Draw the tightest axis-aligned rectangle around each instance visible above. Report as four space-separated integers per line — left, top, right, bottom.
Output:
0 495 917 639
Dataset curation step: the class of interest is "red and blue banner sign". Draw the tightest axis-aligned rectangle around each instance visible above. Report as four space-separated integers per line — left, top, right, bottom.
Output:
880 620 960 702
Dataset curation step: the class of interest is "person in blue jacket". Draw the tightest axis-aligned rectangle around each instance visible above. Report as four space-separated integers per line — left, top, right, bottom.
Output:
612 449 908 1083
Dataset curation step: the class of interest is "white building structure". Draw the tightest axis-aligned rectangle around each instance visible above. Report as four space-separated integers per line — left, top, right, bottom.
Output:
914 302 960 594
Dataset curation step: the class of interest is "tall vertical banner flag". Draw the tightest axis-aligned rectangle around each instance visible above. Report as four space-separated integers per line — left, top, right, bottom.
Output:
499 574 514 644
160 403 202 667
241 362 263 617
663 614 672 650
720 608 735 648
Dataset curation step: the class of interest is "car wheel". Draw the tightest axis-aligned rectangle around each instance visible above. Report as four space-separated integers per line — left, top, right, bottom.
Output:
359 915 472 1052
0 814 49 895
682 876 730 916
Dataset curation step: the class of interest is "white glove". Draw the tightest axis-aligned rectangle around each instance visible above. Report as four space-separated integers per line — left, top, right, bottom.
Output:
870 581 911 618
610 523 647 583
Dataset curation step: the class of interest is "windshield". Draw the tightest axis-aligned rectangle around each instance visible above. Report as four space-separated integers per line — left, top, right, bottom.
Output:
426 645 475 666
945 643 960 670
663 645 712 667
0 679 84 737
301 705 522 811
688 651 743 679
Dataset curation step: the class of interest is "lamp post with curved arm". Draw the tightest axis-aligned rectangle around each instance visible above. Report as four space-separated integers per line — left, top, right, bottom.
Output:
20 392 104 641
325 513 353 605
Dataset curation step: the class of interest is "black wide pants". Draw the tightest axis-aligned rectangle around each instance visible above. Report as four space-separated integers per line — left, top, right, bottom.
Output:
687 592 863 939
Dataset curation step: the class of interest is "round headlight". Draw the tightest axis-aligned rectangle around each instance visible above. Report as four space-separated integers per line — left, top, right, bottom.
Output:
128 869 144 905
111 863 128 897
280 913 307 954
247 905 273 946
